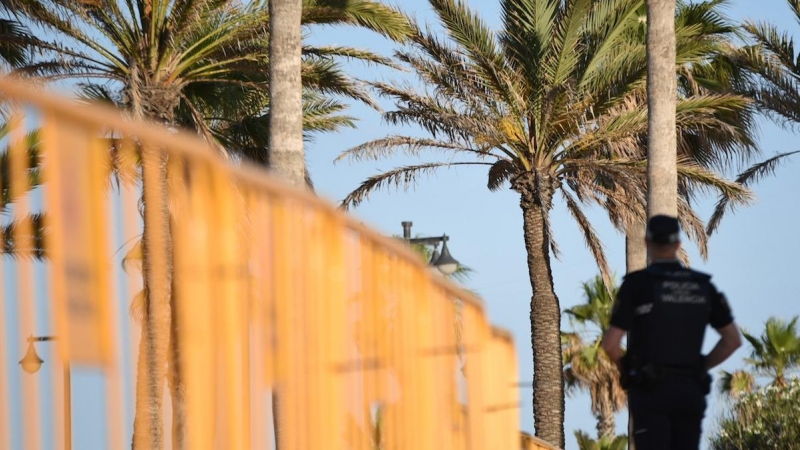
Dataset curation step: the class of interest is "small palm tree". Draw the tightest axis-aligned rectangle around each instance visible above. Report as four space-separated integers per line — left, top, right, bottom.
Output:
741 316 800 387
574 430 628 450
407 238 472 282
716 369 756 399
337 0 751 445
563 276 626 440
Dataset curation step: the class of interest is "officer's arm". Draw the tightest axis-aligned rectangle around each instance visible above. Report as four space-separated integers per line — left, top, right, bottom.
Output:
603 276 636 371
705 291 740 370
602 326 626 371
705 322 742 370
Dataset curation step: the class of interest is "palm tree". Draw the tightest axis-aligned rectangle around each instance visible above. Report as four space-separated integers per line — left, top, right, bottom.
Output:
270 0 305 187
5 1 411 448
563 276 626 439
575 430 628 450
740 316 800 387
337 0 750 445
716 369 756 399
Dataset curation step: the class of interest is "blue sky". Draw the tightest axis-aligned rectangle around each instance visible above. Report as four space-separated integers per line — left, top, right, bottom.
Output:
302 0 800 448
2 1 799 449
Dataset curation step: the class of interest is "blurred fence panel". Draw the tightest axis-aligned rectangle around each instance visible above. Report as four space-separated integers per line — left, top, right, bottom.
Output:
0 76 529 450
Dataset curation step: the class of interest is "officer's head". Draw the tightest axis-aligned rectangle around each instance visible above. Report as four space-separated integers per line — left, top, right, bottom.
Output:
645 215 681 258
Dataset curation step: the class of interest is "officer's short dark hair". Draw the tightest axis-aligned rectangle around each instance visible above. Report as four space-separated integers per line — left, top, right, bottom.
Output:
646 215 681 244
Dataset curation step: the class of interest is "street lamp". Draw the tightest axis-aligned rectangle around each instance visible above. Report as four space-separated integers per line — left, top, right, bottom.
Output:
401 221 460 275
19 336 71 450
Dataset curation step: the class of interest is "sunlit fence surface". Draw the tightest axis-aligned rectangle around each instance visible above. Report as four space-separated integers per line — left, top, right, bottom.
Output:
0 76 548 450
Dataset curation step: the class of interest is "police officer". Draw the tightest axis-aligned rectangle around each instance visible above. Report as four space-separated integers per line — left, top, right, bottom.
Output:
601 215 742 450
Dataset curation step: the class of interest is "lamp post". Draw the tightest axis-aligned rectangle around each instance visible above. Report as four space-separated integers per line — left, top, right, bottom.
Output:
19 336 71 450
401 221 460 275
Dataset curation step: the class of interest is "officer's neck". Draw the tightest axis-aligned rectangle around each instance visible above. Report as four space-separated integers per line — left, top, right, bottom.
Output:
650 258 681 265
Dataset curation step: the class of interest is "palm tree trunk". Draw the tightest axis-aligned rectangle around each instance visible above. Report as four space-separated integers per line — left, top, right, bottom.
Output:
268 0 305 187
132 147 173 450
625 222 647 273
513 171 565 449
596 399 616 440
645 0 678 220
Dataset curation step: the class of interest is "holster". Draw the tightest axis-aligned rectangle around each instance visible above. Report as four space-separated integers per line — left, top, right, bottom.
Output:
619 355 660 391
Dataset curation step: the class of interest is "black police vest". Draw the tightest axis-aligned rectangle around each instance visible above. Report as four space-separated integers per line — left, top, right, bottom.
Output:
628 264 715 367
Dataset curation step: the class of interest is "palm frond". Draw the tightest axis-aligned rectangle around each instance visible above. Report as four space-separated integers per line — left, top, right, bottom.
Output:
0 18 32 68
341 161 493 209
302 45 399 68
336 135 496 164
429 0 519 109
487 158 517 191
303 57 378 109
1 212 46 260
0 127 42 210
717 369 756 399
707 151 799 235
302 0 413 42
561 189 612 294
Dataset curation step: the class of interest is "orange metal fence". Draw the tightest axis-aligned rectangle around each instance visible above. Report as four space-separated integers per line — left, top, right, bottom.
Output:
0 76 529 450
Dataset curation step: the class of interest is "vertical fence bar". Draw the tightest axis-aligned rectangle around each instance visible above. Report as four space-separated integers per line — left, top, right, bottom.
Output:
464 302 488 450
431 287 456 450
413 271 436 450
247 192 267 450
174 161 215 450
39 114 66 450
272 200 297 450
9 111 42 450
106 184 125 449
119 160 142 450
254 194 275 450
0 113 10 450
240 189 254 450
211 168 245 450
354 238 374 450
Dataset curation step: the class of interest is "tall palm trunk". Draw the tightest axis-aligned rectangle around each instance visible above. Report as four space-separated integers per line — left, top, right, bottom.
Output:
645 0 678 219
513 171 565 449
625 223 647 273
268 0 305 187
132 147 173 450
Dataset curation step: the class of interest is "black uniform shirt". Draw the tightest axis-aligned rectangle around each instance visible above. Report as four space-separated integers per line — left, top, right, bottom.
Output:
610 261 734 366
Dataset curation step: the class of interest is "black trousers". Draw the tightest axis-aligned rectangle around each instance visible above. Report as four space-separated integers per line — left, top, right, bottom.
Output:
628 376 707 450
